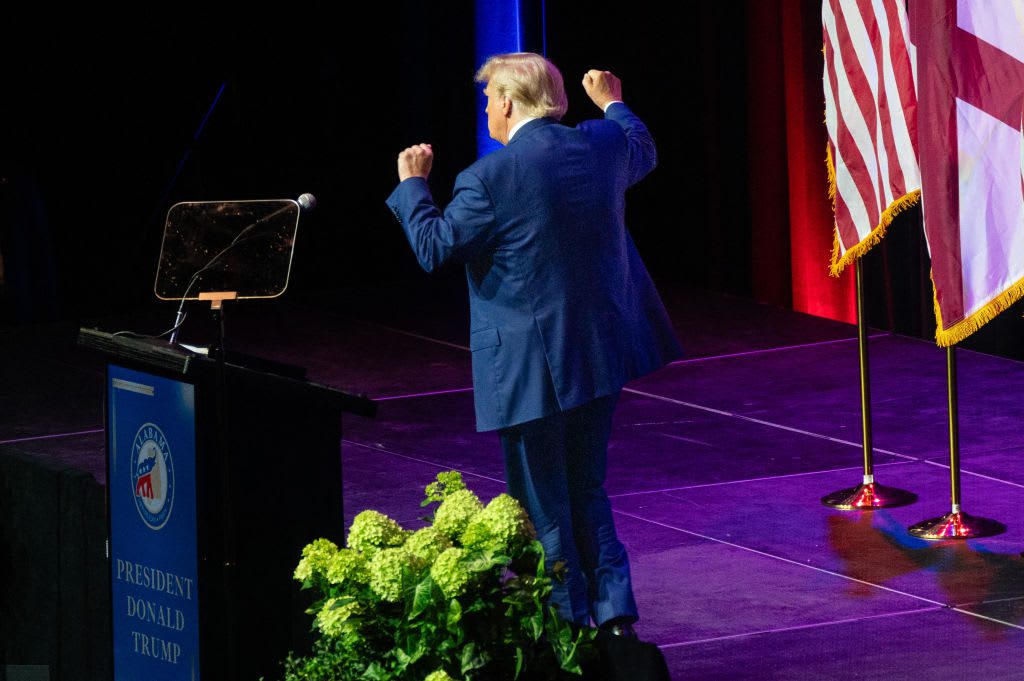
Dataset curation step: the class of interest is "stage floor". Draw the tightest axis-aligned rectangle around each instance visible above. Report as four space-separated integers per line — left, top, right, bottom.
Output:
4 279 1024 680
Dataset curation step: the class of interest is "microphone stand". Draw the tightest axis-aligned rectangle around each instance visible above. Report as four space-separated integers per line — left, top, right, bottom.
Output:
151 193 312 679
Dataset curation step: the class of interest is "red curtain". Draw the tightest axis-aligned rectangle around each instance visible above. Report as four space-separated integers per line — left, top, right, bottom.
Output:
747 0 856 324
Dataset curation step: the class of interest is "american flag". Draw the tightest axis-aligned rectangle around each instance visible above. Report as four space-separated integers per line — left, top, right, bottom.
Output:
823 0 921 276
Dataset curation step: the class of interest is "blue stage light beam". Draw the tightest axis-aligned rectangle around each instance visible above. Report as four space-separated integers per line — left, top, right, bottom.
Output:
475 0 546 157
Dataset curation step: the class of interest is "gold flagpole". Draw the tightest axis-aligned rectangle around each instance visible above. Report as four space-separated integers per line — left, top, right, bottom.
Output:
822 259 917 509
908 346 1005 538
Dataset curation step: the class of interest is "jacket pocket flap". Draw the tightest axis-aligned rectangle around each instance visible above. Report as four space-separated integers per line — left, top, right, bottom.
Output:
470 327 501 351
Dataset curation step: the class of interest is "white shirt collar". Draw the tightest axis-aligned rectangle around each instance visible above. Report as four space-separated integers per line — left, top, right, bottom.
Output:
508 116 539 142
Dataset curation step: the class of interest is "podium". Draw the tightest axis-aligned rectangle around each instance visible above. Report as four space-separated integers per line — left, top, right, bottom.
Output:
79 328 375 681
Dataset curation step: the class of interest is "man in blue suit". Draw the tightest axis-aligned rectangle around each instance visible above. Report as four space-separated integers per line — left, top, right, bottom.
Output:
387 53 681 635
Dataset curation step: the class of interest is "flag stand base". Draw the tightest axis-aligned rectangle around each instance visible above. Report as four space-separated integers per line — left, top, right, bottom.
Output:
822 481 918 510
908 510 1006 540
907 349 1007 540
822 261 918 512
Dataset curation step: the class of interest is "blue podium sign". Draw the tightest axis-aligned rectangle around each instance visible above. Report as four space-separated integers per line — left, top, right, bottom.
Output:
108 365 200 680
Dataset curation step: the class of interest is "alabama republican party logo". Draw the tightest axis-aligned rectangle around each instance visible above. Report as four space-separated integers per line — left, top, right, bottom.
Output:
130 423 175 530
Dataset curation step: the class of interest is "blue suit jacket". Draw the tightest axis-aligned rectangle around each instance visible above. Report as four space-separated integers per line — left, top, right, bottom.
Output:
386 103 682 431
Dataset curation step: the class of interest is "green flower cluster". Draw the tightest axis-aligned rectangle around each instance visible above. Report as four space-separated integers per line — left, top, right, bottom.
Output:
404 526 453 564
461 493 535 554
326 548 369 586
368 547 412 602
284 471 593 681
432 489 484 539
316 597 361 637
430 547 472 598
293 538 339 582
424 471 467 504
347 510 408 555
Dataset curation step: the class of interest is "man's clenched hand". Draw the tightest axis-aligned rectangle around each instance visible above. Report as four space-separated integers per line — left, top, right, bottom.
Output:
582 70 623 110
398 143 433 182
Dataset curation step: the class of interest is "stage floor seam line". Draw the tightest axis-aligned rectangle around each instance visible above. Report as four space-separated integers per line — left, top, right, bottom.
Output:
358 320 471 352
655 605 944 649
359 356 922 468
621 387 919 462
341 439 507 485
344 442 1024 633
950 606 1024 631
610 509 955 611
0 428 104 446
361 313 1024 370
958 595 1024 606
878 329 1024 367
353 324 1024 494
921 459 1024 490
358 362 1024 494
344 437 1024 614
607 460 917 497
342 433 917 498
344 431 1024 506
665 333 883 365
345 439 1024 626
358 316 884 365
375 387 474 401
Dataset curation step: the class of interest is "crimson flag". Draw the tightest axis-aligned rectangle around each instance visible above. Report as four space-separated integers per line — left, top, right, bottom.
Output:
913 0 1024 346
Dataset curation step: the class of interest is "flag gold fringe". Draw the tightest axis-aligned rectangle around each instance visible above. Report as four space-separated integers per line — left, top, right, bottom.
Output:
933 274 1024 347
825 144 921 277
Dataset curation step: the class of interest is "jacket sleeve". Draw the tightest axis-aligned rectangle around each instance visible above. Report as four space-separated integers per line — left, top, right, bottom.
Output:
604 102 657 187
385 170 496 273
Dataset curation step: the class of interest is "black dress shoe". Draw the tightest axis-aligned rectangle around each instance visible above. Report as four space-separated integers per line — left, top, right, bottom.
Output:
600 618 638 638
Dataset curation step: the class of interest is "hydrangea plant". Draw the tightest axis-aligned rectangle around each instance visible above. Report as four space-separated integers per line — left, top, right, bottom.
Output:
279 471 596 681
432 489 485 540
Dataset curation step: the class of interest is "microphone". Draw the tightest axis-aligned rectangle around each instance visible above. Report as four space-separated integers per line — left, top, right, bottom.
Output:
297 193 317 212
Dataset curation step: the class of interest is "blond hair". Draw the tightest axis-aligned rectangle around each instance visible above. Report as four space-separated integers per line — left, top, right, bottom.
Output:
474 52 568 121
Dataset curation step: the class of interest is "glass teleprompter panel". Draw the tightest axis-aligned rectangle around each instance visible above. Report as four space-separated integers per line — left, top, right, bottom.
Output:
154 200 300 301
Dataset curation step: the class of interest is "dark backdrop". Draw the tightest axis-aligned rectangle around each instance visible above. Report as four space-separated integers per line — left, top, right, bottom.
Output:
1 2 1021 358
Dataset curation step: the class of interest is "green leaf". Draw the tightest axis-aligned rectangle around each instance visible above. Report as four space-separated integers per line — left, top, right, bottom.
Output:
459 642 476 673
462 551 499 573
528 609 544 641
514 647 524 680
464 597 490 614
406 641 425 665
534 542 547 579
447 598 463 632
460 642 490 674
503 590 530 607
556 629 592 675
558 621 573 646
361 662 389 681
409 575 436 620
326 596 356 610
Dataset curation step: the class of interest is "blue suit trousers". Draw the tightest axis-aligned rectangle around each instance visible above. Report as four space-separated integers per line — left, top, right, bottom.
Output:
498 391 638 627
